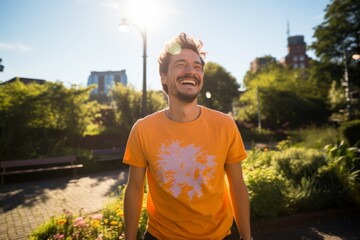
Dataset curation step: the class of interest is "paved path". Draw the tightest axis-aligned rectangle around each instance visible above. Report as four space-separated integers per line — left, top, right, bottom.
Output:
0 169 128 240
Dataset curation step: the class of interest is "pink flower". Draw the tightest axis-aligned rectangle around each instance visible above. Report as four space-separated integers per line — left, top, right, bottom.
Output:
91 213 103 220
54 234 64 239
74 216 86 227
96 233 104 240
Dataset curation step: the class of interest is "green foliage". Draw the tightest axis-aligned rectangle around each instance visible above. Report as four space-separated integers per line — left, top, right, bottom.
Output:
0 80 99 159
311 0 360 64
239 127 285 143
237 65 330 129
339 119 360 146
110 84 142 135
289 142 360 211
272 147 327 184
244 140 360 218
287 126 340 149
245 167 288 219
328 80 346 111
110 84 167 139
198 62 240 113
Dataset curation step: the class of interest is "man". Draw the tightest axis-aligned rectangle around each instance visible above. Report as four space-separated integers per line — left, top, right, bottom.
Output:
123 32 251 240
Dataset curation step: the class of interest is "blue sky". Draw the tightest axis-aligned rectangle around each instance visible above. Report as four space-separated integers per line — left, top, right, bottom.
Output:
0 0 330 90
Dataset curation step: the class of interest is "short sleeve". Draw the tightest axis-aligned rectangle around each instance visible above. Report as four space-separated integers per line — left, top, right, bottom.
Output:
123 121 148 168
225 118 247 164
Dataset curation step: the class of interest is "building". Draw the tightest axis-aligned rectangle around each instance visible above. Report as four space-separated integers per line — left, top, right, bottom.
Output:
281 35 311 69
87 70 127 95
250 56 277 73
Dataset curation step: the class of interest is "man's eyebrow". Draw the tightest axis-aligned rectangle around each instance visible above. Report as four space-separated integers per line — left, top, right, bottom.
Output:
173 59 202 65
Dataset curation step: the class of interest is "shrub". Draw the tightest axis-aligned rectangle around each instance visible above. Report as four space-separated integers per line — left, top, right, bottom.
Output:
339 119 360 146
287 126 340 149
287 143 360 212
271 147 327 185
245 167 288 219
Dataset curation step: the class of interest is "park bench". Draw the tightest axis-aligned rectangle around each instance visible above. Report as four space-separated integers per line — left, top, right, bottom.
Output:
91 148 125 162
0 156 83 185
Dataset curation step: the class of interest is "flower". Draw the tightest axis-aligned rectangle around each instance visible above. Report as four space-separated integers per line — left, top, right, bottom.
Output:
110 220 118 226
92 213 103 220
74 216 86 227
54 234 65 239
96 233 104 240
57 219 66 225
116 209 124 217
91 220 101 227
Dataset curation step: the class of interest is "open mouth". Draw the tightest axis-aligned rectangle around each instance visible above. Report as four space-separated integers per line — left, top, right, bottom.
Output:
179 79 197 86
177 75 200 86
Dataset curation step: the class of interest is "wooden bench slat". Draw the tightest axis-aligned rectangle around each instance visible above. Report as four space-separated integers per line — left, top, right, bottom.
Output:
0 156 77 168
92 148 125 162
0 164 83 176
1 155 82 185
96 156 121 161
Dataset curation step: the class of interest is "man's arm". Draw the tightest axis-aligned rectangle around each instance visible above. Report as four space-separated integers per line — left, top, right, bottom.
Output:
225 162 251 240
124 166 147 240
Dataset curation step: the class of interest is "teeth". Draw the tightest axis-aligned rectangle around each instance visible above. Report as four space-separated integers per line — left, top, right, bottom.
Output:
180 80 196 86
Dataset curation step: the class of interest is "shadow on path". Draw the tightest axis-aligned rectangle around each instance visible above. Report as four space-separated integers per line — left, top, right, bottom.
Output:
0 168 128 213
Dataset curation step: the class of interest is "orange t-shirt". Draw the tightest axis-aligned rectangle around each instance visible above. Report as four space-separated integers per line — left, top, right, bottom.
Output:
123 106 247 240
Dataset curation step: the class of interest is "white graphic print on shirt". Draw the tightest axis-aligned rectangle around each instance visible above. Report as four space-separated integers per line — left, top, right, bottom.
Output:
155 140 217 200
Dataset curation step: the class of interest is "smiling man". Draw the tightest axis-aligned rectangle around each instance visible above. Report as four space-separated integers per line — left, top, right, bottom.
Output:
123 33 252 240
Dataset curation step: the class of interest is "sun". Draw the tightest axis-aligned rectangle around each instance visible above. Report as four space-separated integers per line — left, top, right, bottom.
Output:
124 0 164 28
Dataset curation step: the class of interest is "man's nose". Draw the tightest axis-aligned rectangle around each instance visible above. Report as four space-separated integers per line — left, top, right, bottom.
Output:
184 65 196 74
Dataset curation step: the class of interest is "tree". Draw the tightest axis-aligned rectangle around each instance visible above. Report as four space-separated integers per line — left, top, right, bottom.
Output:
110 84 167 137
0 80 99 159
198 62 240 113
311 0 360 120
237 65 330 129
311 0 360 64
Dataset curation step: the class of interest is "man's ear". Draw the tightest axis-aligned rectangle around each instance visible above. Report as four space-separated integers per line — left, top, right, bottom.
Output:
160 73 167 84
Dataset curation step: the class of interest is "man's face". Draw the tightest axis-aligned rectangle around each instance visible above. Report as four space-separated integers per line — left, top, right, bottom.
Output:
161 49 204 103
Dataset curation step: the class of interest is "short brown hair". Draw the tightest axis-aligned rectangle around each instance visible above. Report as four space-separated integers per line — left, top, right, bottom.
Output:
158 33 206 74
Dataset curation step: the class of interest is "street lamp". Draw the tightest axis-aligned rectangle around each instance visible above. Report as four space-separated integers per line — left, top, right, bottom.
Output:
342 46 360 121
118 18 147 117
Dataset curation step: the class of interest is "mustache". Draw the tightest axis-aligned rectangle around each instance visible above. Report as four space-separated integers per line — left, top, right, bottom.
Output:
177 74 201 83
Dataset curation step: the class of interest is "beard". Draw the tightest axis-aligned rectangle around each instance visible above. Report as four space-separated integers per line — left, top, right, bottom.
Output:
174 73 201 103
175 90 199 103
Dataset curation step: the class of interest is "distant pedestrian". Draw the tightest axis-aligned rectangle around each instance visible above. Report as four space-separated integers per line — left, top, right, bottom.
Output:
123 32 251 240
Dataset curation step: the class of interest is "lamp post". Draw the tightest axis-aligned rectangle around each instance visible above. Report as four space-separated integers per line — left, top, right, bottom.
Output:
118 18 147 117
342 46 360 121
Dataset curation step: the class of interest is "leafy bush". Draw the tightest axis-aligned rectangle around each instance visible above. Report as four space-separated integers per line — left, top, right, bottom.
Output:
271 147 327 185
245 167 288 219
287 142 360 212
244 143 360 216
0 80 99 160
339 119 360 146
287 126 340 149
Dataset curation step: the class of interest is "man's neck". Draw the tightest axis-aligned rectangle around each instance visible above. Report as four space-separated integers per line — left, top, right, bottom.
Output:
166 100 201 123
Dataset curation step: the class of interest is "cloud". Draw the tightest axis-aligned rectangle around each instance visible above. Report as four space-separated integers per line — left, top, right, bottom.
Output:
0 42 32 51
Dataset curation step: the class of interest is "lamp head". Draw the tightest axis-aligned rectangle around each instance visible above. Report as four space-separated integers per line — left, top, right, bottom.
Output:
118 18 130 32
